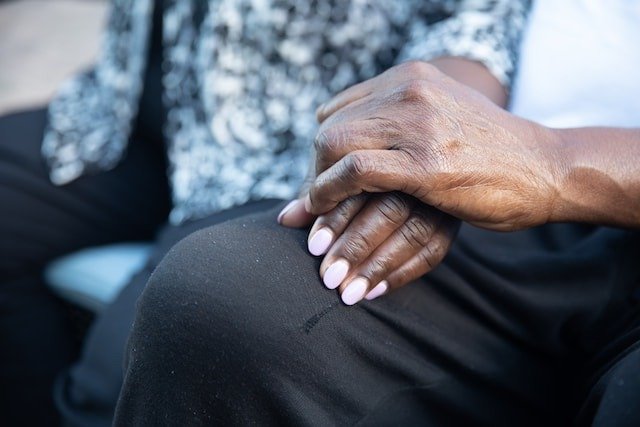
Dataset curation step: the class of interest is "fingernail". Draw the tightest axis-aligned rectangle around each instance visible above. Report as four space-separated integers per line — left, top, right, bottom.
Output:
308 228 334 256
365 280 388 301
304 194 312 213
341 277 369 305
323 259 349 289
277 200 299 224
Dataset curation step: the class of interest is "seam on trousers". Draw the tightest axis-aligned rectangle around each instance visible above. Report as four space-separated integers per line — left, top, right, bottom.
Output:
303 302 340 334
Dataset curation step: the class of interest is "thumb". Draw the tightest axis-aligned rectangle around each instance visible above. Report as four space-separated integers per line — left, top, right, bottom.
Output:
278 197 316 228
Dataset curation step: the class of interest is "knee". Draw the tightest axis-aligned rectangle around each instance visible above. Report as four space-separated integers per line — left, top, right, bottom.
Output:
130 214 332 367
119 213 362 423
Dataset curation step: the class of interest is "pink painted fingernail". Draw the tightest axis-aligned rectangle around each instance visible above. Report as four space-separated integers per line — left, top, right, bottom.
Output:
323 259 349 289
341 277 369 306
308 228 334 256
277 200 299 224
365 280 388 301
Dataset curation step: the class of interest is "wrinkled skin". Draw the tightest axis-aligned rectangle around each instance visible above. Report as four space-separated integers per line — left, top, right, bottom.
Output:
279 160 459 303
280 60 562 304
308 61 562 232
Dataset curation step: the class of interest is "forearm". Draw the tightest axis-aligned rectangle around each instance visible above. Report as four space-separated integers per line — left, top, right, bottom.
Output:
430 57 508 108
551 127 640 228
428 59 640 228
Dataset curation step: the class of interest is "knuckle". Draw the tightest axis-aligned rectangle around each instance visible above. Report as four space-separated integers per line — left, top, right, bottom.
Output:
314 127 346 156
313 129 332 154
330 203 355 227
326 196 365 228
342 153 373 180
339 229 371 260
334 208 353 227
398 80 431 103
375 194 410 227
400 215 434 248
417 241 445 271
367 256 392 278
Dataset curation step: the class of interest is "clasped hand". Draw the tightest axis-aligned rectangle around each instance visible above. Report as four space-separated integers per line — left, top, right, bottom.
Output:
280 61 562 304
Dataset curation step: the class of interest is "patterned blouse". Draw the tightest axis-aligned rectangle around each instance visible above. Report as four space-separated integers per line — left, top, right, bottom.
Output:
42 0 531 224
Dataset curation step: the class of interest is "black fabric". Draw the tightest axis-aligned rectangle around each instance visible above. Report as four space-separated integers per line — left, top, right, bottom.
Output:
114 205 640 426
1 109 639 426
0 108 171 426
574 319 640 426
0 111 280 427
54 199 281 427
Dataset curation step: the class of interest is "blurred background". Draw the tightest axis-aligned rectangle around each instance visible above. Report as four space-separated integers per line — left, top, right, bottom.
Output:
0 0 108 114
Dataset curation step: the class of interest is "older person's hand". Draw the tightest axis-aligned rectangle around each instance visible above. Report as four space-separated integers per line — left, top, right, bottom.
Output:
280 190 458 304
308 61 564 232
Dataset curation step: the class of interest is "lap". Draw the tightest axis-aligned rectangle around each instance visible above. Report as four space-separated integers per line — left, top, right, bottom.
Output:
56 199 283 426
118 205 640 425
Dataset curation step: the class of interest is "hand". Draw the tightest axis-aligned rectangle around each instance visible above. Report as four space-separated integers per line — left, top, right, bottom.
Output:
310 193 459 305
308 61 564 232
279 192 459 305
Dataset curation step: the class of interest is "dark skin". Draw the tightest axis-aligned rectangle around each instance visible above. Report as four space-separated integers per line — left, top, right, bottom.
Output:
280 57 510 304
289 59 640 304
307 60 640 230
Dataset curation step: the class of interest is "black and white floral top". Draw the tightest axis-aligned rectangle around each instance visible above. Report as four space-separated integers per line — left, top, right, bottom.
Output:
42 0 531 224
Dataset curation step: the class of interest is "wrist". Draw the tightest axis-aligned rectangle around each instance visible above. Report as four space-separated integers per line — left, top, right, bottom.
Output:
544 127 573 224
545 127 640 227
509 119 568 227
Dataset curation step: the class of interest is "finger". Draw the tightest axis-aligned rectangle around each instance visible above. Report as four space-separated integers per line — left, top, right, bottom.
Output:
318 193 414 288
316 79 378 124
298 143 320 196
383 246 444 294
307 150 418 215
364 280 389 301
307 194 368 256
382 222 458 295
281 149 318 228
345 211 459 304
340 211 440 299
278 198 315 228
316 61 440 123
314 117 399 175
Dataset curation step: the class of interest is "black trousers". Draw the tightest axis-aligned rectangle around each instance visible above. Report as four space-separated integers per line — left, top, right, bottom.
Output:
0 108 171 425
2 108 640 426
114 205 640 425
53 200 283 427
0 107 286 426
